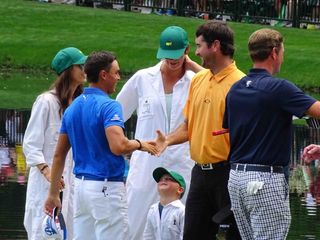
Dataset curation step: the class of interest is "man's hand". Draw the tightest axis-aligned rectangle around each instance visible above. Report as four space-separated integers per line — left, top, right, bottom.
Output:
140 141 158 155
302 144 320 163
154 130 168 156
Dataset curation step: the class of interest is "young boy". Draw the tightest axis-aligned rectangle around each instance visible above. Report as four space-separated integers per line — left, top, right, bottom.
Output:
143 167 186 240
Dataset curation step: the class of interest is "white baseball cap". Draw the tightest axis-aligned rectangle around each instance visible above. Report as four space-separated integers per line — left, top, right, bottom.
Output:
42 208 67 240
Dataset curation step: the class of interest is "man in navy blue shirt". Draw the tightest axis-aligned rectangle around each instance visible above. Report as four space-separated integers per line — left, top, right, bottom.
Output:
223 28 320 239
44 51 157 240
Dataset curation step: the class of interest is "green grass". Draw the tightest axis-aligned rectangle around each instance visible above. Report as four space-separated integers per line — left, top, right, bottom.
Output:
1 0 320 108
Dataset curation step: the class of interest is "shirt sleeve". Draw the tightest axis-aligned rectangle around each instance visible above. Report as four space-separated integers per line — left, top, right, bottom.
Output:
60 113 68 134
116 73 139 122
23 95 49 167
222 93 229 129
277 80 316 118
102 101 125 129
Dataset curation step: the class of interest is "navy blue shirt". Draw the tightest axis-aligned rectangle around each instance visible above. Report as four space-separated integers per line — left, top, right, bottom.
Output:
223 69 316 166
61 87 125 179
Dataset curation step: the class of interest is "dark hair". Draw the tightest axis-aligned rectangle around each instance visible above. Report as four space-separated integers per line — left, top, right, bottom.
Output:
196 20 235 57
50 67 83 117
248 28 283 62
84 51 116 83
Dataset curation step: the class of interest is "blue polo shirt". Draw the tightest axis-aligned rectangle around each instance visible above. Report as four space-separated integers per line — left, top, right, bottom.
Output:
61 87 125 179
223 68 316 166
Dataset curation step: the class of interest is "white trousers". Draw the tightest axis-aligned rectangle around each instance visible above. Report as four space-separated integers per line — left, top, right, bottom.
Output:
73 178 128 240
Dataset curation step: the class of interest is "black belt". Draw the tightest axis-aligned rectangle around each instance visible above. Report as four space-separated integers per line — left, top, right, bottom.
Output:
196 161 229 170
231 164 283 173
75 175 123 182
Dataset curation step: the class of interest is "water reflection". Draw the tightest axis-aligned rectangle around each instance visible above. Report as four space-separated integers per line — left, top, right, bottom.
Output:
289 160 320 239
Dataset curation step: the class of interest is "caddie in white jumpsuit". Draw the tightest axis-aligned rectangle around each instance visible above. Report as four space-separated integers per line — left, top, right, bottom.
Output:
23 47 87 240
23 91 75 240
116 26 203 240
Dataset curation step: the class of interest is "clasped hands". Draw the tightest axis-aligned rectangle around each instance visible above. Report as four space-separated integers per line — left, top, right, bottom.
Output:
138 130 167 156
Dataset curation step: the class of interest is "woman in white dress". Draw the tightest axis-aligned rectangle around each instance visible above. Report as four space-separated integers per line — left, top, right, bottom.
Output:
23 47 87 240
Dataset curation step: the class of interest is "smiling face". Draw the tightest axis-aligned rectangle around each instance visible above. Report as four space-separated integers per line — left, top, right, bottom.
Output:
104 60 121 94
163 55 186 71
157 174 183 198
195 35 213 68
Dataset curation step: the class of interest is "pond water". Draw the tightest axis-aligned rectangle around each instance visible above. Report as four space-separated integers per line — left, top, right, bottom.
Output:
0 162 319 239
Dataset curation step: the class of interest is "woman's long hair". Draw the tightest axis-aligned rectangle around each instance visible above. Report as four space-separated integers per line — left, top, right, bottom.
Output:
49 66 83 117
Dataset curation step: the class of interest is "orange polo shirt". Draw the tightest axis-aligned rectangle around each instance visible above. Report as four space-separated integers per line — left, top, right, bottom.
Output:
183 62 245 164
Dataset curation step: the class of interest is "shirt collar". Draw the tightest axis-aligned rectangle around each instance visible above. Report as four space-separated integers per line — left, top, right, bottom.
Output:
83 87 109 97
164 199 184 208
248 68 272 77
210 61 238 82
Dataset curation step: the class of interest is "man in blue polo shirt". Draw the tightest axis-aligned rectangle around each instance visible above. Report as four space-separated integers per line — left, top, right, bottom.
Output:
223 28 320 239
44 51 157 240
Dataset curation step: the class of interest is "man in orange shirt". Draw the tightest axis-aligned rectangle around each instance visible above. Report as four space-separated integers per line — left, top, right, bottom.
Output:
155 21 244 240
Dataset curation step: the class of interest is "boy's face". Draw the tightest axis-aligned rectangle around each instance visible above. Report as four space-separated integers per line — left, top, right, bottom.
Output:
157 174 183 197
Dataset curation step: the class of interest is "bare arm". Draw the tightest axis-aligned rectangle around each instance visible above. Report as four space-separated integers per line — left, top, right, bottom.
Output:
305 101 320 119
184 55 204 73
299 101 320 163
106 125 157 155
166 119 189 145
44 134 70 216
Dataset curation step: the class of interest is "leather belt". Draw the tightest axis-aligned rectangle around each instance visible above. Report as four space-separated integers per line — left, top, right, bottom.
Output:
231 164 283 173
75 175 123 182
196 161 229 170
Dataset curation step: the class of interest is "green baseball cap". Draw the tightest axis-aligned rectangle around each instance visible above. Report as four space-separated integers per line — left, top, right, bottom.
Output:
156 26 189 60
153 167 186 198
51 47 87 75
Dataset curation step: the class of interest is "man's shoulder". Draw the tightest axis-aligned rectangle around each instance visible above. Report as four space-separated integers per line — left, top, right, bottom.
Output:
192 69 211 82
99 97 120 109
195 68 211 76
229 67 246 81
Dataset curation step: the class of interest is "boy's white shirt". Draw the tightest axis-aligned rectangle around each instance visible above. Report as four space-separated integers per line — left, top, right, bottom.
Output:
143 199 185 240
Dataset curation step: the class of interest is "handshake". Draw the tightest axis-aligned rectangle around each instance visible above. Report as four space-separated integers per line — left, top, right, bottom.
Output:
135 130 169 156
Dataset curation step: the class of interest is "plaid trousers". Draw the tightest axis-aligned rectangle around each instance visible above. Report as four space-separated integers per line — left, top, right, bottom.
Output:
228 168 291 240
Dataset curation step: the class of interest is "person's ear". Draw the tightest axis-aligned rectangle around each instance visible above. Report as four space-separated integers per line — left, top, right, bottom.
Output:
213 40 220 50
271 47 278 60
177 186 184 195
184 46 190 55
99 69 108 81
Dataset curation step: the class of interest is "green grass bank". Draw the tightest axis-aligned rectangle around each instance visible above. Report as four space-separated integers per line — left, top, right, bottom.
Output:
1 0 319 109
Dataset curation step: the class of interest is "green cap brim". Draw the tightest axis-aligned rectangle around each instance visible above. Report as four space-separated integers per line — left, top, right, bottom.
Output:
156 48 186 60
153 167 186 189
74 55 88 65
